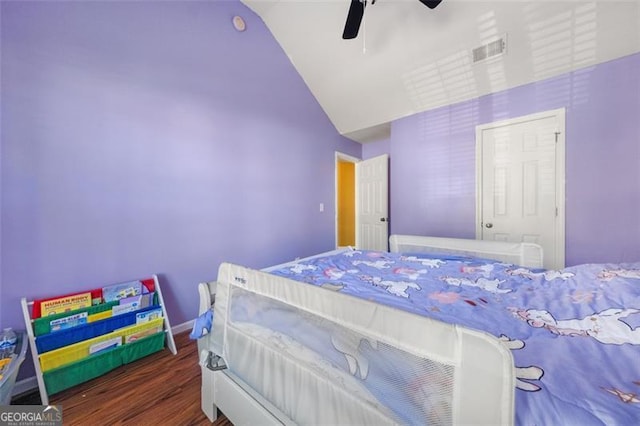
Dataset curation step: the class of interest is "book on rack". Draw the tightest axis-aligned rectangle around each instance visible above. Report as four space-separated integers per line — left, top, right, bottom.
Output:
102 280 144 303
111 293 154 316
124 324 162 343
39 292 92 317
50 312 88 332
88 337 122 355
32 290 102 319
135 308 163 324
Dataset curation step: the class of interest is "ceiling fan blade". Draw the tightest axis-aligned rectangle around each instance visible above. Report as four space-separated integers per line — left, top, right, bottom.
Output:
418 0 443 9
342 0 366 40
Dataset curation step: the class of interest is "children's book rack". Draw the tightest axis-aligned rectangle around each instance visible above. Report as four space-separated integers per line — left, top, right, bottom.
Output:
21 274 177 405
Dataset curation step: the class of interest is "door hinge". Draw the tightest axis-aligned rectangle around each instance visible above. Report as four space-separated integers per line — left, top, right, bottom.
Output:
555 207 558 217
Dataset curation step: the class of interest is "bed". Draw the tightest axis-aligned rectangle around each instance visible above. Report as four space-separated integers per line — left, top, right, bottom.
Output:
195 234 640 425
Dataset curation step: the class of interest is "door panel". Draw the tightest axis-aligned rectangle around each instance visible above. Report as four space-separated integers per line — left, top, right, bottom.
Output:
356 155 389 251
479 111 564 269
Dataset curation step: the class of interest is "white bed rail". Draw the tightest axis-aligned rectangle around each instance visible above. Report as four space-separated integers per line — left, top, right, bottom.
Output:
210 263 515 425
198 280 295 425
390 234 543 268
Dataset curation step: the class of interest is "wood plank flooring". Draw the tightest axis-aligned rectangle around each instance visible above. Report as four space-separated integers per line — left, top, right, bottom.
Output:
15 331 231 426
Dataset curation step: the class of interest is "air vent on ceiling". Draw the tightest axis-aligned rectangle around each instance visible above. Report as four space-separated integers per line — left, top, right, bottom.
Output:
472 35 507 64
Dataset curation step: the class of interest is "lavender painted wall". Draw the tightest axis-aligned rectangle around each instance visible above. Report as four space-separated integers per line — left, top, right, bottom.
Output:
0 0 360 377
362 138 390 160
391 52 640 266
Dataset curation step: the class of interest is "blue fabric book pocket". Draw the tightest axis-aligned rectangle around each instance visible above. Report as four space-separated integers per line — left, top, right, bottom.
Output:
36 305 162 353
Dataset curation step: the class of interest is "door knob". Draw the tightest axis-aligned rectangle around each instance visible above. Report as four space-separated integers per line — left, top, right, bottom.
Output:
485 223 493 228
380 218 387 222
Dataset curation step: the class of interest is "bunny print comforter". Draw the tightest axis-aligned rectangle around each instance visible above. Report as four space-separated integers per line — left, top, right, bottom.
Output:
269 249 640 425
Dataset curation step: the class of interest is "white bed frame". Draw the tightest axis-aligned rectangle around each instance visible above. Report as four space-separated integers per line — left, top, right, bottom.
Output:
196 235 543 425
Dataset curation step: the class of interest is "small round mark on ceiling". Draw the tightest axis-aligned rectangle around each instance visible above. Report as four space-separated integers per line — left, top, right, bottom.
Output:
232 16 246 32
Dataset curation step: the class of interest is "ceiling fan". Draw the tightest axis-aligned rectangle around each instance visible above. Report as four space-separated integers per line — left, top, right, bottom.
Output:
342 0 443 40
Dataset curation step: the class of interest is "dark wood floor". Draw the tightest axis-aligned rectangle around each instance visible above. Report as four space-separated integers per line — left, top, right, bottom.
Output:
13 331 231 426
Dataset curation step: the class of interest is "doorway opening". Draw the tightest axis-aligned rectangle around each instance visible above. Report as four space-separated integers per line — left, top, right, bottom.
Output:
335 152 390 250
335 152 358 248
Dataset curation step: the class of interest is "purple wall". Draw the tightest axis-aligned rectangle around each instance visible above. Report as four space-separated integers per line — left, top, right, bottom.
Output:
391 53 640 266
362 138 390 160
0 0 360 375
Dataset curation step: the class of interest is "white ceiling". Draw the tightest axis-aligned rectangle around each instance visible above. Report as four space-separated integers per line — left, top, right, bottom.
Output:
241 0 640 143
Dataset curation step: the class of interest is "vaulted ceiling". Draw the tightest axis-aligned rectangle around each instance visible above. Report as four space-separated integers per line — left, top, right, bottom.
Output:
241 0 640 143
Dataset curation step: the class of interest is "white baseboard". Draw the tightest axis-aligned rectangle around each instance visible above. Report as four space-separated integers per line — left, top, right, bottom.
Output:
172 319 194 335
11 319 196 399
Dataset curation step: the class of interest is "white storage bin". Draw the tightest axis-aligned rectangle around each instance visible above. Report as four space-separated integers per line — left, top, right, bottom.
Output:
0 331 28 405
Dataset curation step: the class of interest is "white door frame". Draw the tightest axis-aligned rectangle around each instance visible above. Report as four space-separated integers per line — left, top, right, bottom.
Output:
335 152 360 248
475 108 566 268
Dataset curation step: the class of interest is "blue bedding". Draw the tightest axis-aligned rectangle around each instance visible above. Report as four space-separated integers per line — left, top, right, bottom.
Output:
269 249 640 425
